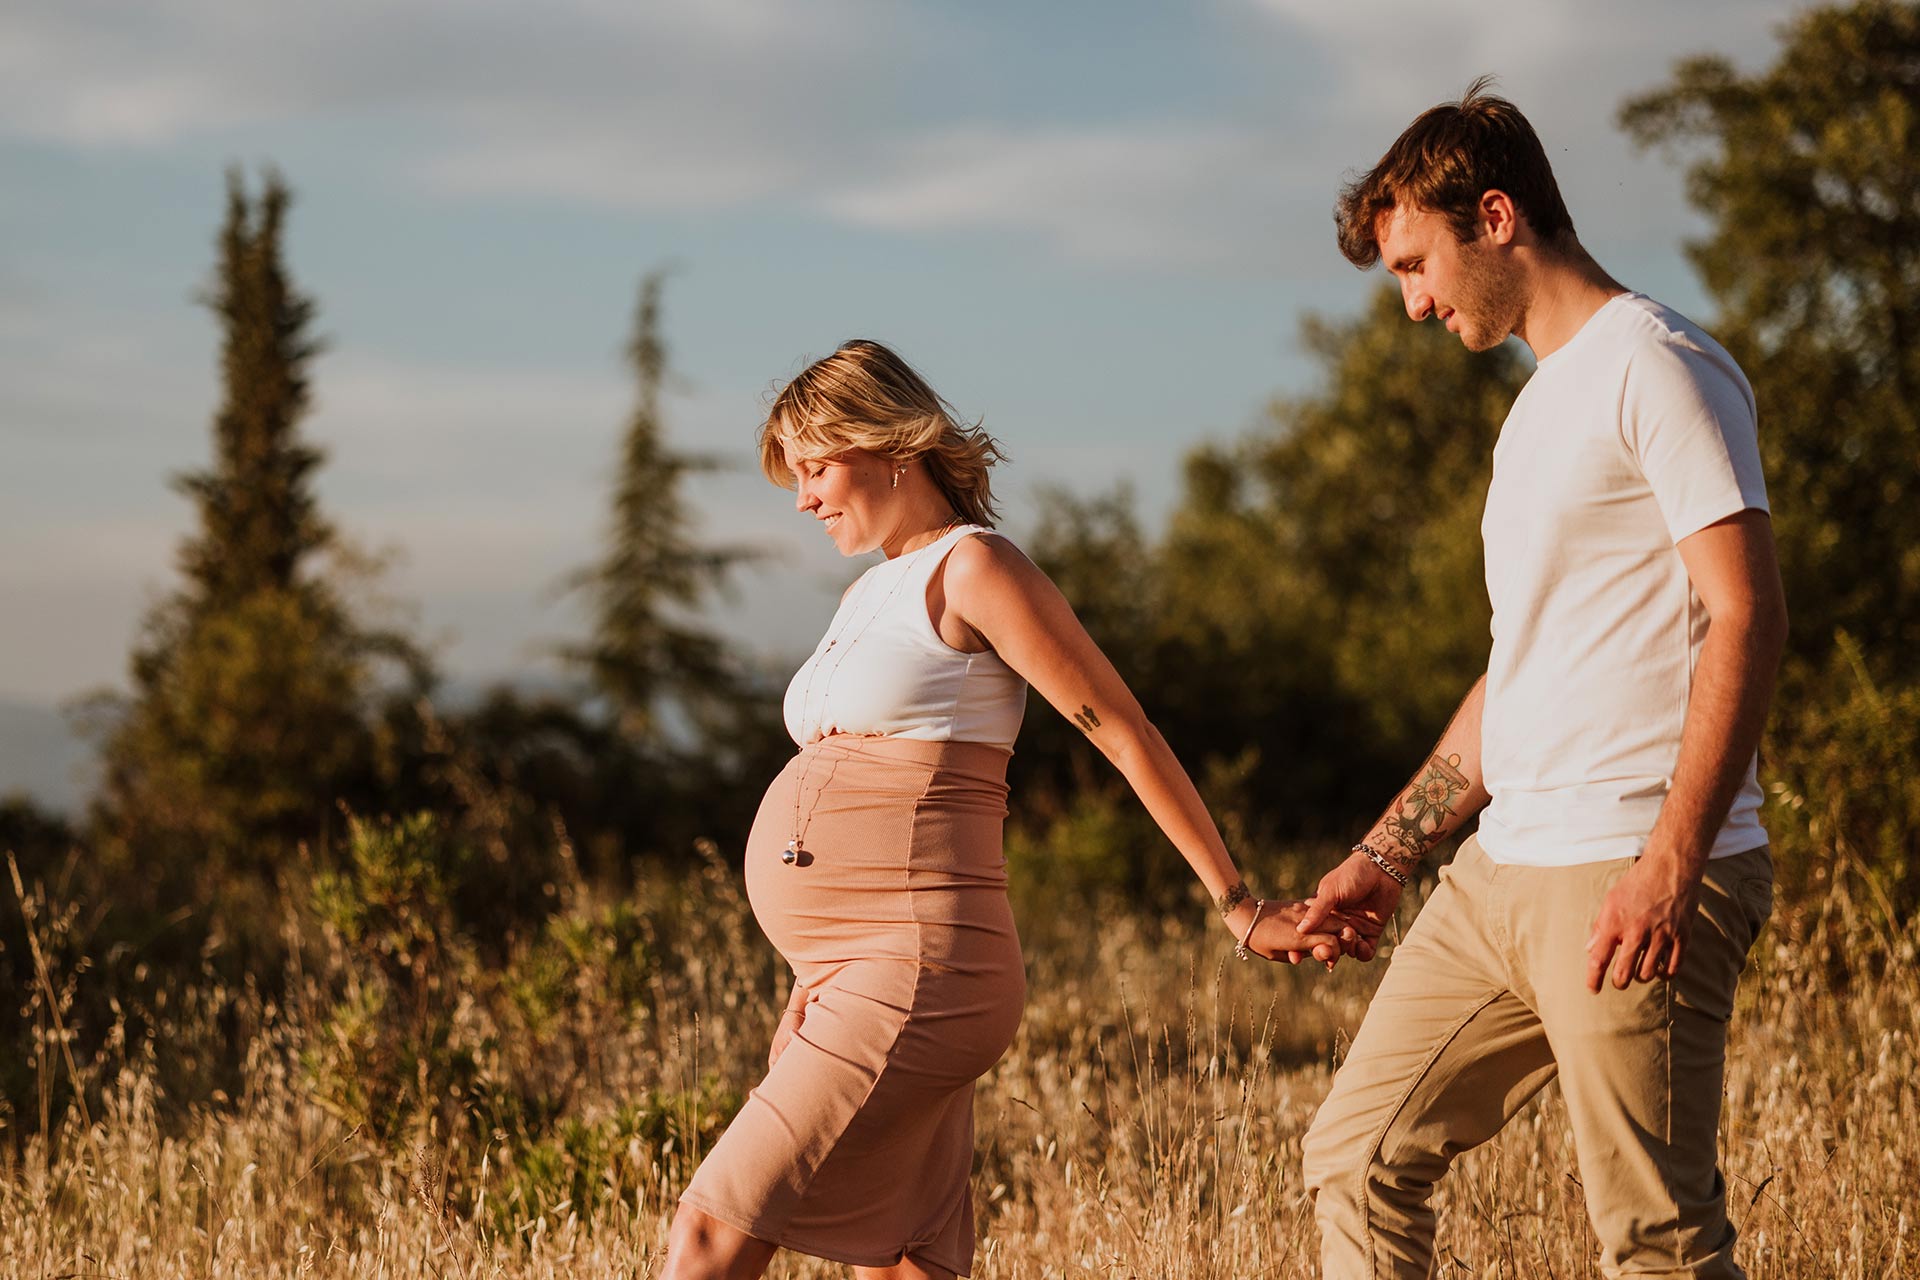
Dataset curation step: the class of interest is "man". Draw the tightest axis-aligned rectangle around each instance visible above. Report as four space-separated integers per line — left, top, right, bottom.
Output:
1297 78 1787 1280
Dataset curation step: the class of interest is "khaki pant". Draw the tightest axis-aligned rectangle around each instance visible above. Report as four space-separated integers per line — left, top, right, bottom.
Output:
1302 835 1772 1279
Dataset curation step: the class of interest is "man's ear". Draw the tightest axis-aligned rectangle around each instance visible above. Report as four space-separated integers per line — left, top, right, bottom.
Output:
1480 189 1521 246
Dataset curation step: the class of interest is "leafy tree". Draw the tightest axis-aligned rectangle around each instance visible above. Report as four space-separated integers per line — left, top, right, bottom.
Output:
0 795 74 883
1621 0 1920 676
1019 286 1524 882
1011 487 1157 796
1623 0 1920 918
89 170 423 892
1167 288 1526 758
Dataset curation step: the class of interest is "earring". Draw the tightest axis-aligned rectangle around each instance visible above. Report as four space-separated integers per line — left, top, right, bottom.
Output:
892 465 904 489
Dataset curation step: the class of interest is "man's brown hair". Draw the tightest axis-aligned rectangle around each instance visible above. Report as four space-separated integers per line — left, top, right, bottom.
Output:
1334 76 1575 268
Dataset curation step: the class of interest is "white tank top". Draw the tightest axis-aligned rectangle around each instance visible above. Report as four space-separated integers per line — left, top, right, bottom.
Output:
783 525 1029 749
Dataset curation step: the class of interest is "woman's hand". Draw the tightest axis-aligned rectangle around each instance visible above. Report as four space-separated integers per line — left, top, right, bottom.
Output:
769 1007 804 1070
1233 899 1353 965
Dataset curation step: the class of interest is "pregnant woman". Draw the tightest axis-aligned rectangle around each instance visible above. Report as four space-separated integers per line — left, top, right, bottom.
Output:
666 340 1346 1280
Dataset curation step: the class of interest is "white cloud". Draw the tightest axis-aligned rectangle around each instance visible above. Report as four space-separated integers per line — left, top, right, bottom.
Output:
1234 0 1804 149
0 1 879 143
1241 0 1799 80
0 0 1809 272
0 0 889 189
312 354 624 452
422 128 811 213
0 1 1320 270
821 125 1310 268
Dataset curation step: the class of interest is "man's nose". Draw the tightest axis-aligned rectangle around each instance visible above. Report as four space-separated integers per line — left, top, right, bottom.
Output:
1402 280 1432 322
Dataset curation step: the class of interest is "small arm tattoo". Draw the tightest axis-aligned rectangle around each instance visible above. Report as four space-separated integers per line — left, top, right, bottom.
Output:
1072 705 1102 734
1381 752 1469 865
1215 880 1250 917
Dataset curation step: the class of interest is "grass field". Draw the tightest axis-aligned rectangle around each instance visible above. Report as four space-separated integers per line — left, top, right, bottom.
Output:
2 852 1914 1279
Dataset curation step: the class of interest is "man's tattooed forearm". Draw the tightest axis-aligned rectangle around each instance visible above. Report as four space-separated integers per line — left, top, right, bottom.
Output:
1381 753 1470 863
1216 880 1250 917
1072 704 1102 734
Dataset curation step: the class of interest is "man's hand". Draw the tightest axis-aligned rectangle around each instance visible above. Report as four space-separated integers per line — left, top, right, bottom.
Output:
1298 851 1404 962
1586 854 1700 992
768 1007 804 1070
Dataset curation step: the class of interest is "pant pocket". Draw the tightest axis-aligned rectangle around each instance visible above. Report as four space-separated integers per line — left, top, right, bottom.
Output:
1677 855 1769 1022
1736 872 1774 945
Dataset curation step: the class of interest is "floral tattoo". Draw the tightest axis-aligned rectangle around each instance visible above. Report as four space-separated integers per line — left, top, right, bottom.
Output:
1216 881 1250 917
1381 753 1469 866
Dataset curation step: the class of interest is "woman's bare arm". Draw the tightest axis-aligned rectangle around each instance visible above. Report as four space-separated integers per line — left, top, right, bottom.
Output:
940 534 1344 960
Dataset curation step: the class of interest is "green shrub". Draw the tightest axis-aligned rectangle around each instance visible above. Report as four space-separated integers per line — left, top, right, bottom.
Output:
1764 635 1920 925
305 811 485 1143
485 1079 742 1231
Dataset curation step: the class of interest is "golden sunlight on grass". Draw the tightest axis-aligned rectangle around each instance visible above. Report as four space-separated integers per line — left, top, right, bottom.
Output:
2 865 1913 1279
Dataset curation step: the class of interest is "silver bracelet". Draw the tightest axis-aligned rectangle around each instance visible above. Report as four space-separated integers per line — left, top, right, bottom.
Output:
1354 841 1410 887
1234 899 1269 960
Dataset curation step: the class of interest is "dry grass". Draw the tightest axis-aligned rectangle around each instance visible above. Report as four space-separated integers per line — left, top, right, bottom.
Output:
1 859 1914 1280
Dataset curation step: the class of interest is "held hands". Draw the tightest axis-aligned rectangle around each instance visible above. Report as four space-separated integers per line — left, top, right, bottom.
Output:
1297 850 1405 964
1227 899 1354 965
1586 852 1700 993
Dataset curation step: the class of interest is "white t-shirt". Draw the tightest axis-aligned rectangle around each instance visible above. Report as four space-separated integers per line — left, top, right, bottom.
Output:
1478 293 1770 867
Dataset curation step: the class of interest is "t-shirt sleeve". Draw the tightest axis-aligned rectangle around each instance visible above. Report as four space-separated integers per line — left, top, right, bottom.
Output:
1620 337 1769 543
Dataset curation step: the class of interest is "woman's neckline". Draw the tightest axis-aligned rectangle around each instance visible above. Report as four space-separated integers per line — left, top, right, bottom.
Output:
881 517 973 561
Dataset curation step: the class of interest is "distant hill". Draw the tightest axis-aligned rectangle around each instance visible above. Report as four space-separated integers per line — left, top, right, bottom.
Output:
0 698 95 817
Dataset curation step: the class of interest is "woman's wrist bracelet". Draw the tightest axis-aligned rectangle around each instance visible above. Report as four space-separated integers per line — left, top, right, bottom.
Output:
1354 841 1412 887
1234 899 1269 960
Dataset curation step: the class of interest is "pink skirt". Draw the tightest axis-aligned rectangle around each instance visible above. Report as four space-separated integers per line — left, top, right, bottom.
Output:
680 736 1025 1275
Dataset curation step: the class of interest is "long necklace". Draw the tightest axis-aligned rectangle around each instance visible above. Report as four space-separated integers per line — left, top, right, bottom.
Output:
783 517 966 865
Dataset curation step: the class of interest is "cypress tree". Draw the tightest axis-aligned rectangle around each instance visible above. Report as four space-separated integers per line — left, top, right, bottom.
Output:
176 174 330 607
564 270 745 742
93 169 408 886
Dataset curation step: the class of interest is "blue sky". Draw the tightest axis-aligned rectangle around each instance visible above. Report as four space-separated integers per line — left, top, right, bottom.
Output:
2 0 1805 740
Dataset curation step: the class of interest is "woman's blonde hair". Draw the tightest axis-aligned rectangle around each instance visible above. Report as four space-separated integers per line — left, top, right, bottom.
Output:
759 339 1005 527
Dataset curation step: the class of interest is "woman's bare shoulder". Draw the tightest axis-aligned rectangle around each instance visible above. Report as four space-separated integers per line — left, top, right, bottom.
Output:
942 531 1059 620
945 529 1037 583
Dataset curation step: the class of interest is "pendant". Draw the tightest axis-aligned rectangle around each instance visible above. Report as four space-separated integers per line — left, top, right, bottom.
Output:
782 839 801 866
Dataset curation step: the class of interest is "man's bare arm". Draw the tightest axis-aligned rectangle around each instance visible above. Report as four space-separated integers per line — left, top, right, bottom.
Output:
1299 674 1490 954
1587 509 1787 992
1360 674 1492 879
